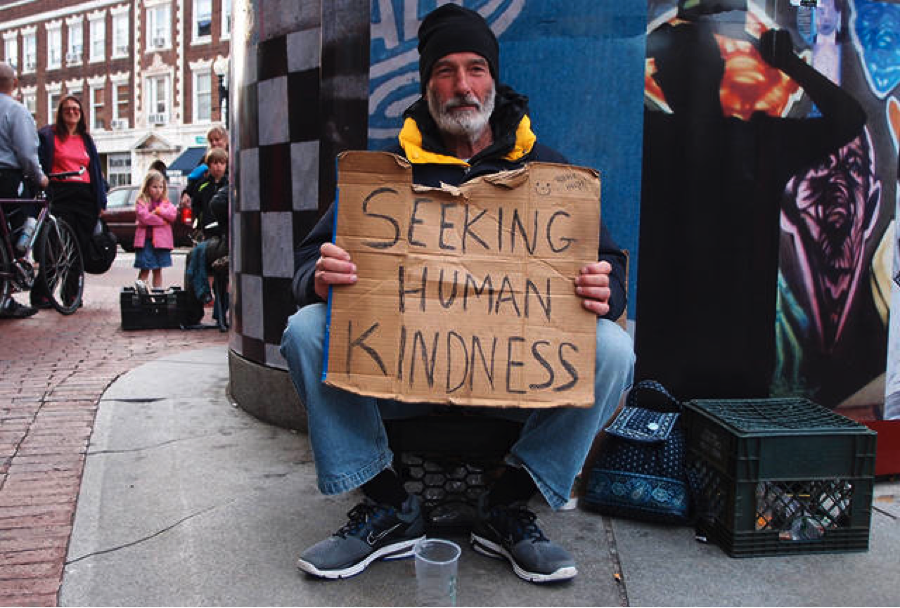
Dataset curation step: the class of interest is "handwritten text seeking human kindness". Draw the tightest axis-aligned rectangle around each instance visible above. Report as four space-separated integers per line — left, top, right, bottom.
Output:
324 151 601 408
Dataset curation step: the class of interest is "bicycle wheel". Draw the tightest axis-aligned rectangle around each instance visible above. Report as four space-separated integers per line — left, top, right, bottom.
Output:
0 241 12 312
36 217 84 315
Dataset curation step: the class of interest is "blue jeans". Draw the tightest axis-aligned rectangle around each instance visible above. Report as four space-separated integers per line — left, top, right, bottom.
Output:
186 241 211 302
280 303 635 510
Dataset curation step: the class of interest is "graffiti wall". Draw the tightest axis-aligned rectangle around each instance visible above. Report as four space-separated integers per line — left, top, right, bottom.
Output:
774 0 897 420
635 0 897 421
368 0 648 318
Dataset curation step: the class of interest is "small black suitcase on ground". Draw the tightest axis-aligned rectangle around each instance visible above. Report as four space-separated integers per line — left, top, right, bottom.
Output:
120 286 190 330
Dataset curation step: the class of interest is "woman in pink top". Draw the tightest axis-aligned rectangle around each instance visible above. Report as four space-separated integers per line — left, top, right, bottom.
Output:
34 95 108 308
133 170 176 288
37 96 106 249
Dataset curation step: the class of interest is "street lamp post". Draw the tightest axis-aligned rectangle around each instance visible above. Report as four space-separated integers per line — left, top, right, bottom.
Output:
213 56 230 125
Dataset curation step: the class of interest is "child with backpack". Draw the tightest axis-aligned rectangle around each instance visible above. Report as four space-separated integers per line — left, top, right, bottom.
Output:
133 169 176 288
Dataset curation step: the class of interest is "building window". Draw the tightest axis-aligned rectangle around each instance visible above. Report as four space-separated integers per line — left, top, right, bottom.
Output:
112 81 130 128
194 0 212 40
193 70 212 122
147 4 171 50
47 26 62 70
89 16 105 62
90 85 105 130
48 92 61 124
67 21 83 65
4 36 17 71
108 153 132 187
68 86 83 102
147 75 169 124
112 12 129 57
221 0 232 39
23 93 36 121
22 32 36 73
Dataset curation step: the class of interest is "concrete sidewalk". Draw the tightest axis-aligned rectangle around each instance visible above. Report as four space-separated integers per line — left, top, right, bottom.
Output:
60 346 900 606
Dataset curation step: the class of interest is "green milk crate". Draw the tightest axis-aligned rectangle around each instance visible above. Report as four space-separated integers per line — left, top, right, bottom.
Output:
683 398 876 558
120 286 190 330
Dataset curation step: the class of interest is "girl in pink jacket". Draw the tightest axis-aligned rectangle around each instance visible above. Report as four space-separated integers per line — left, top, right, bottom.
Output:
133 169 176 288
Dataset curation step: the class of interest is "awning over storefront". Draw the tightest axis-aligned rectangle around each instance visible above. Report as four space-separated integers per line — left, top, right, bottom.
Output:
167 147 207 177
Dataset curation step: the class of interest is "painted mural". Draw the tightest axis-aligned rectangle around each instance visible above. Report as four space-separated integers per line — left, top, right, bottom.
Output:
636 0 896 417
774 0 896 417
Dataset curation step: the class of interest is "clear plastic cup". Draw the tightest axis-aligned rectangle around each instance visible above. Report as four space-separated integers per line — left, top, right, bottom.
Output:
414 538 461 607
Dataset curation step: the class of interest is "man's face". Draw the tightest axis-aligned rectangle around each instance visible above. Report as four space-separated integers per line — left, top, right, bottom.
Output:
209 159 227 180
426 52 496 140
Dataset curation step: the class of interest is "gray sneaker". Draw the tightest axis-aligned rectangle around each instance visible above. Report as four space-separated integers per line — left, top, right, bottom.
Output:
471 497 577 583
297 495 425 579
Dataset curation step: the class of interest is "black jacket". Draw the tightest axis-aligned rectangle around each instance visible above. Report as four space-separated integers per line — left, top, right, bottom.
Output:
191 173 228 238
291 84 627 321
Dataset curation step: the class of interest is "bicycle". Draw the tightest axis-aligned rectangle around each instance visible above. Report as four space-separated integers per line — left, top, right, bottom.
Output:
0 168 86 315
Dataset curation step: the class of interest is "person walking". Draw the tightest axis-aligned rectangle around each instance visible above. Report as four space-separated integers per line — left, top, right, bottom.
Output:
0 61 47 318
133 169 176 289
279 4 634 584
35 95 107 308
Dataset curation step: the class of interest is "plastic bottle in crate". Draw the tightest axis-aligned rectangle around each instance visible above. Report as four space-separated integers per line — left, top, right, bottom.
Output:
780 515 825 541
758 482 826 541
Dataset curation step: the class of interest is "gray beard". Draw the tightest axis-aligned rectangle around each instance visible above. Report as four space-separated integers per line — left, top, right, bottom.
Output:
427 83 496 143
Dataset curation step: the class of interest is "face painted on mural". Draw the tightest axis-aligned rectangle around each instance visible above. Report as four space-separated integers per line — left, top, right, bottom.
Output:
852 0 900 97
815 0 841 38
785 132 880 349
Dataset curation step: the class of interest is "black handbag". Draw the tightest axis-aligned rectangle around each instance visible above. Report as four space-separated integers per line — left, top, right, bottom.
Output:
83 218 118 274
582 380 691 524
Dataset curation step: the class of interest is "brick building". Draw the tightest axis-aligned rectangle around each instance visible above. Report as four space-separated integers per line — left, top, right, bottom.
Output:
0 0 231 186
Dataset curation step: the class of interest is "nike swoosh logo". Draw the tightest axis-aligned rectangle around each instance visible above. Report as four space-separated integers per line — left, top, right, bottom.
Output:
366 523 401 546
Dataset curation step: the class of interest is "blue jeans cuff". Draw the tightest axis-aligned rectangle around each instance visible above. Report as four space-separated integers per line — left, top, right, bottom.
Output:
504 453 568 511
317 450 394 496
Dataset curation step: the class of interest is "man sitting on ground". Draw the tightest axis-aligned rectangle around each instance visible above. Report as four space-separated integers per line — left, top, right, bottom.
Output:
280 5 634 584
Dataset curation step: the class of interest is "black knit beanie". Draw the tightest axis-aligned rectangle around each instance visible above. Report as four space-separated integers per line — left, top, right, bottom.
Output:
417 4 499 92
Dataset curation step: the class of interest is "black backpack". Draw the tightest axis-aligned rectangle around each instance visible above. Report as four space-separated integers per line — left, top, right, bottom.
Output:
83 218 118 274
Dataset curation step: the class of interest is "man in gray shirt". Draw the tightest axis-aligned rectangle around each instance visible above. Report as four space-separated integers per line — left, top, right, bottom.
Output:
0 61 48 318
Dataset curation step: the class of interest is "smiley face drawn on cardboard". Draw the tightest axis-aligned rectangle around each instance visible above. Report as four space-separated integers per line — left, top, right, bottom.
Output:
534 181 552 195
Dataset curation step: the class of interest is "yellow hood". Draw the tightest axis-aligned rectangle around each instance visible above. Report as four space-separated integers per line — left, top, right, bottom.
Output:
397 114 537 166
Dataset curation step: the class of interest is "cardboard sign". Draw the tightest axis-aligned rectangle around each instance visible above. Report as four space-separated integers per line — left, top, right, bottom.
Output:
323 151 601 408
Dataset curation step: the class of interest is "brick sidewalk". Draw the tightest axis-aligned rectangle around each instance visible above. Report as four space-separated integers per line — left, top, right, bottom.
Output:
0 280 227 607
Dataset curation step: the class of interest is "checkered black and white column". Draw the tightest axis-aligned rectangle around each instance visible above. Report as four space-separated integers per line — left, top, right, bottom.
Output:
229 0 370 377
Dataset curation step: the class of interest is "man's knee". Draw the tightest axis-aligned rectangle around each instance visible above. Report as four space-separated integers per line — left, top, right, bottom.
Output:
281 303 327 356
206 237 228 264
595 318 635 377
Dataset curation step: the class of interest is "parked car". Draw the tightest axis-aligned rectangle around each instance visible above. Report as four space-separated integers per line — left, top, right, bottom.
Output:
102 184 193 251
